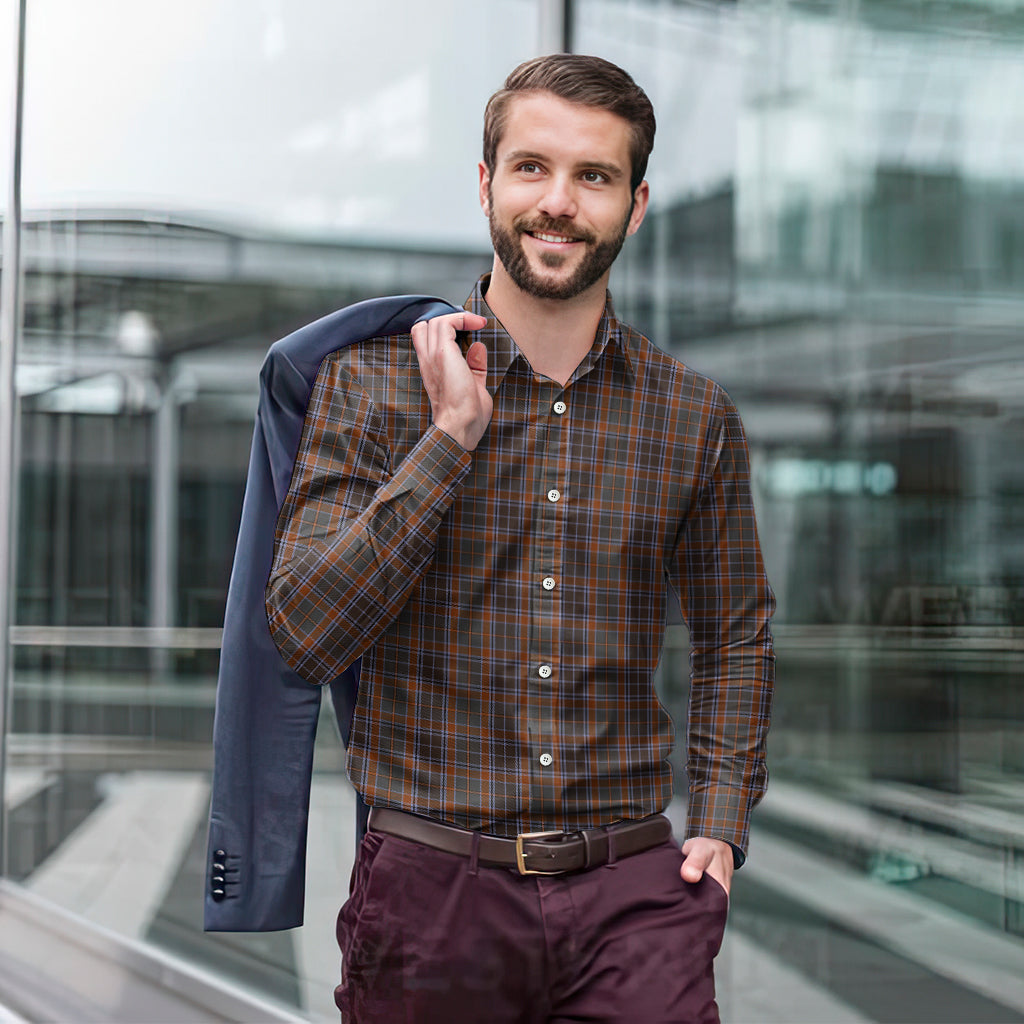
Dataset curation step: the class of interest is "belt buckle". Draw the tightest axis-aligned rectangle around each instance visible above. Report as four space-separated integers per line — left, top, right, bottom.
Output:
515 830 565 876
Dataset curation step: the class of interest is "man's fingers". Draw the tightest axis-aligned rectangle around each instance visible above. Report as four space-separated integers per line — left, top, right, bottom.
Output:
680 848 710 883
411 311 493 452
466 340 488 375
679 837 734 894
412 311 487 340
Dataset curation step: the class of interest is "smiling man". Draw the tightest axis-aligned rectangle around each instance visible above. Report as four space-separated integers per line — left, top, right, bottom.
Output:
266 54 775 1023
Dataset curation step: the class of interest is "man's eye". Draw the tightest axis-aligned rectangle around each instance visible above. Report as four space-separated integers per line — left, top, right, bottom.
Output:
582 171 607 184
518 162 541 174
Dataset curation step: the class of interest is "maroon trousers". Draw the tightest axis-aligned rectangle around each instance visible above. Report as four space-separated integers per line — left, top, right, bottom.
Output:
335 829 728 1023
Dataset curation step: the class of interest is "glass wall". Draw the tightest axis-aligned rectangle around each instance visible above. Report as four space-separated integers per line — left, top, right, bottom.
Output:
3 0 1024 1021
4 2 536 1020
578 1 1024 1021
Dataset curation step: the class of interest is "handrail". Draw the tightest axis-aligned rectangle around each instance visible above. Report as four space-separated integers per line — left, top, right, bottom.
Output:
9 625 223 649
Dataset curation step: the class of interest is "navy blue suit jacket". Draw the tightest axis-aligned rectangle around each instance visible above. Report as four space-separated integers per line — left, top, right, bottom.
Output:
204 295 460 932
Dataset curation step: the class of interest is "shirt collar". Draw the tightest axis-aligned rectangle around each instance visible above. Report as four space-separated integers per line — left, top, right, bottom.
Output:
462 274 636 388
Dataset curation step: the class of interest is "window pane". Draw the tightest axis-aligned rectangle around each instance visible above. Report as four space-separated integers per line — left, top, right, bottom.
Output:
575 1 1024 1021
10 2 538 1018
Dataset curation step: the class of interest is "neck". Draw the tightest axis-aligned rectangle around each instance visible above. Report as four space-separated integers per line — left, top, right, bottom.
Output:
484 259 608 387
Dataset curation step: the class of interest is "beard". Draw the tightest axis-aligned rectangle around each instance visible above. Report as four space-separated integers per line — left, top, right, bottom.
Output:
488 189 631 301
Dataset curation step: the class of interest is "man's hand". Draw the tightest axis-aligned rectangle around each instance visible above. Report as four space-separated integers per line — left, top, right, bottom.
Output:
680 836 734 896
411 311 490 451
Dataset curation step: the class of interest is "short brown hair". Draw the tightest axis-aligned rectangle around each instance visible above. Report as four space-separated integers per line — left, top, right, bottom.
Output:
483 54 656 193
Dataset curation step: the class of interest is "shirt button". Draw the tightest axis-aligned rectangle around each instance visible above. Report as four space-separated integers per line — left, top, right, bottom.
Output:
538 664 552 679
541 577 556 591
547 488 560 503
539 752 553 767
552 400 567 415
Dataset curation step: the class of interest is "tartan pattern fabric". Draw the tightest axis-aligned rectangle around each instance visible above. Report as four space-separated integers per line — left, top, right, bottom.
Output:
266 276 775 855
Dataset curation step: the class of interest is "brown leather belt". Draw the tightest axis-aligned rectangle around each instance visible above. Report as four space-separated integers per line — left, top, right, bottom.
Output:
368 807 672 876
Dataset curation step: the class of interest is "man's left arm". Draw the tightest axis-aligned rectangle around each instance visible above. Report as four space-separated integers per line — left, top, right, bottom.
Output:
669 385 776 893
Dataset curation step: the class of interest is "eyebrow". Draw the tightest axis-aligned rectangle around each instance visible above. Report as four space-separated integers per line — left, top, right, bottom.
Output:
502 150 626 181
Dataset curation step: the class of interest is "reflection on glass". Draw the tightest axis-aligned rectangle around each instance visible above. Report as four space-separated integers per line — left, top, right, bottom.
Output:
578 1 1024 1021
8 1 537 1019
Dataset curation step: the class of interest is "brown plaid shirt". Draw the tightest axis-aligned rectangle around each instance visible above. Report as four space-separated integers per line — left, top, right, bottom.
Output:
267 275 774 857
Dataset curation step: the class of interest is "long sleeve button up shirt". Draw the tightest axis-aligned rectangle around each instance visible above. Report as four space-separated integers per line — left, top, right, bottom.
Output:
266 275 775 858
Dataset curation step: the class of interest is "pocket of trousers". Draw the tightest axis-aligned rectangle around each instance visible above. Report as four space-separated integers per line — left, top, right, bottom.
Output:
337 831 388 956
703 871 730 914
337 832 415 994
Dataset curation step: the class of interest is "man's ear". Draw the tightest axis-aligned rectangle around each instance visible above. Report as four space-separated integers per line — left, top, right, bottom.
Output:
626 180 650 237
479 162 492 216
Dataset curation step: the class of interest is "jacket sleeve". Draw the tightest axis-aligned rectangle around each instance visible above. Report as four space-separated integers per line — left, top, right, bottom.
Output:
669 385 775 864
266 354 471 685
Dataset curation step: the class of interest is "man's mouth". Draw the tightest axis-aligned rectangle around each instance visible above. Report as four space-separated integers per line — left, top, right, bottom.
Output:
529 231 579 244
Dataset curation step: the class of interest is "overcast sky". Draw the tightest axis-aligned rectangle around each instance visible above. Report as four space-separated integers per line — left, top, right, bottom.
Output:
11 0 541 245
3 0 1023 247
1 0 749 247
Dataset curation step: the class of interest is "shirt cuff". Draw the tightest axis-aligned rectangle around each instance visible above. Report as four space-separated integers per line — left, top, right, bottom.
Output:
379 423 473 505
684 788 754 868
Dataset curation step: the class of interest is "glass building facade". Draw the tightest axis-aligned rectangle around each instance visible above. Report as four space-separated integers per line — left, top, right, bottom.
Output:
1 1 1022 1020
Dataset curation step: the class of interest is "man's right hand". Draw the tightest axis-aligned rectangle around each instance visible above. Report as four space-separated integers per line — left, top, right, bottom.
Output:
411 311 491 451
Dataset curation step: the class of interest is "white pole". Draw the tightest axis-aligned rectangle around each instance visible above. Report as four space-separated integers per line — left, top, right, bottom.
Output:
537 0 570 53
0 0 28 877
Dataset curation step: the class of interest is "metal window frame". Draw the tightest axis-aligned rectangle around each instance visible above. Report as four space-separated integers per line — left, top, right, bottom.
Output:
538 0 574 52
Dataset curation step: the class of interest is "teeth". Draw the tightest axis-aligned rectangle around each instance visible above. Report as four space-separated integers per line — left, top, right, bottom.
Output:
533 232 575 244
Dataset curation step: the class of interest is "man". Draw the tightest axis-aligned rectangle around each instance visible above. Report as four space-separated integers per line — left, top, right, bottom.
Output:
266 54 774 1023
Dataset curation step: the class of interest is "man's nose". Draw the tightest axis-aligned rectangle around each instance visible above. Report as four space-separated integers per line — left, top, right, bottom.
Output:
536 176 578 220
